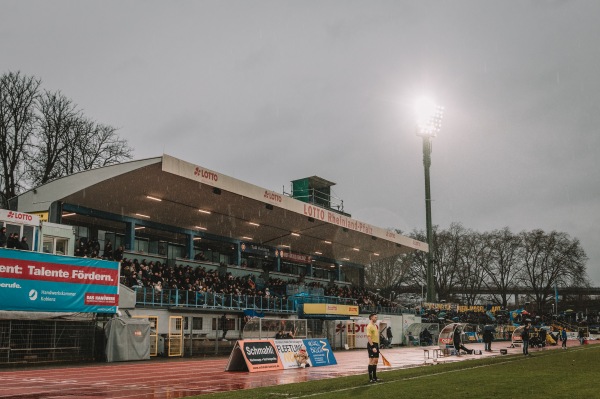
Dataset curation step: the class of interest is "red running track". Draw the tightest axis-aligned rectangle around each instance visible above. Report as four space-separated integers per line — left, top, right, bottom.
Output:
0 340 592 399
0 351 371 399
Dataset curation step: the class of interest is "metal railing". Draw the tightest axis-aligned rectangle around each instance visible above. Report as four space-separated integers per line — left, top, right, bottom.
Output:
360 306 412 316
134 287 358 313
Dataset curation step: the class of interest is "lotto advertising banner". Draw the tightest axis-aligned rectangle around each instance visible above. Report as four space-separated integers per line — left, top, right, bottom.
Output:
303 303 359 316
0 249 119 313
0 209 40 227
303 339 337 367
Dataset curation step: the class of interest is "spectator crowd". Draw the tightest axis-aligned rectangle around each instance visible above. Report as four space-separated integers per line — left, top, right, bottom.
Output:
117 255 401 310
0 227 30 250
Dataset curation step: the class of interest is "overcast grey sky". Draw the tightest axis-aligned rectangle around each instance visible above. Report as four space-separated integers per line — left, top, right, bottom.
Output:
2 1 599 284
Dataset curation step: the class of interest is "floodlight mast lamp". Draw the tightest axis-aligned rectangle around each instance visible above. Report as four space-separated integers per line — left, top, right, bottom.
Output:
416 100 444 303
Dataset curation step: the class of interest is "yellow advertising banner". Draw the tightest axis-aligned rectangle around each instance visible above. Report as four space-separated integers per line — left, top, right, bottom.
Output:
303 303 359 316
31 211 49 222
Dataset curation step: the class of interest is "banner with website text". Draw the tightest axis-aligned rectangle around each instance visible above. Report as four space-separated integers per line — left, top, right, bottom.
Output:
0 248 119 313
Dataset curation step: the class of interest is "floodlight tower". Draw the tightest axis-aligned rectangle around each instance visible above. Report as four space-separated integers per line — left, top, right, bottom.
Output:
416 98 444 303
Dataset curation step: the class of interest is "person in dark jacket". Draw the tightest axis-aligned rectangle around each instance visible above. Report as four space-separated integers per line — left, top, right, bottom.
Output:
453 326 473 355
103 241 113 259
20 236 29 251
220 313 228 341
483 328 494 351
7 233 19 249
0 227 7 247
522 322 531 355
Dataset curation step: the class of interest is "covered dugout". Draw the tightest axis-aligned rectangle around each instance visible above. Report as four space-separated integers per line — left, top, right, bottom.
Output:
404 323 439 346
438 322 480 348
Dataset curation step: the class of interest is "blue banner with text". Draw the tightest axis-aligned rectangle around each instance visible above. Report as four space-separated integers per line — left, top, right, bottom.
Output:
303 338 337 367
0 248 119 313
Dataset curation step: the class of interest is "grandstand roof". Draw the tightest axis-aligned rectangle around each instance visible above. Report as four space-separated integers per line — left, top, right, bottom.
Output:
14 154 427 264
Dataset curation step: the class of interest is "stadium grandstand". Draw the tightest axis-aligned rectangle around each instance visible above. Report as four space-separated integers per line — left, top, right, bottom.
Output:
2 154 427 362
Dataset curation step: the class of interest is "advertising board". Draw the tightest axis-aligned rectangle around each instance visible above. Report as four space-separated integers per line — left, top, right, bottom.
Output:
303 303 359 316
225 339 336 372
273 339 312 369
303 338 337 367
0 249 119 313
225 340 283 372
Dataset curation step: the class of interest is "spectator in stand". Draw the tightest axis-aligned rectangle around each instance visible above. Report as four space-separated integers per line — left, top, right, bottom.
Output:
103 241 113 259
7 233 19 249
20 236 29 251
114 245 124 261
90 239 100 256
0 227 7 247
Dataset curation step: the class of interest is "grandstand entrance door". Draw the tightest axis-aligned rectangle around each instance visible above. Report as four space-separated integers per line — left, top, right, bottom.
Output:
347 320 356 349
168 316 183 357
133 315 158 356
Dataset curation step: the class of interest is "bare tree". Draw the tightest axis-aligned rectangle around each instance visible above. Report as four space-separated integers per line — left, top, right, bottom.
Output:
432 223 466 301
53 117 132 176
397 225 589 308
28 90 80 185
519 230 588 312
458 230 492 306
77 121 132 170
0 71 133 193
483 227 523 308
364 254 412 300
0 72 41 207
409 223 466 301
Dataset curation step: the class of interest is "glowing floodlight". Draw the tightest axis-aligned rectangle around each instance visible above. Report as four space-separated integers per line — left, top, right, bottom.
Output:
416 97 444 137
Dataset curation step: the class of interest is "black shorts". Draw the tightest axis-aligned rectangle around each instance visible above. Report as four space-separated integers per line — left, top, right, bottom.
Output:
367 343 380 358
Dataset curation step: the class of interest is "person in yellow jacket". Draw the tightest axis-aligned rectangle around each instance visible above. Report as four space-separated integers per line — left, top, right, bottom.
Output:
367 313 382 383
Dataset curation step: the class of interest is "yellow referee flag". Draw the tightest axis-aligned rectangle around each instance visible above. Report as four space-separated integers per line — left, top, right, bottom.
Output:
381 353 391 367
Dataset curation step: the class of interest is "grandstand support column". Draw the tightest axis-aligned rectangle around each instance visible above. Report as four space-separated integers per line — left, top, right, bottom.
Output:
49 201 63 224
125 221 135 251
187 234 194 259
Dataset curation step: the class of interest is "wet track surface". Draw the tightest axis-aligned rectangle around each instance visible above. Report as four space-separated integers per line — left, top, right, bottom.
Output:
0 340 589 399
